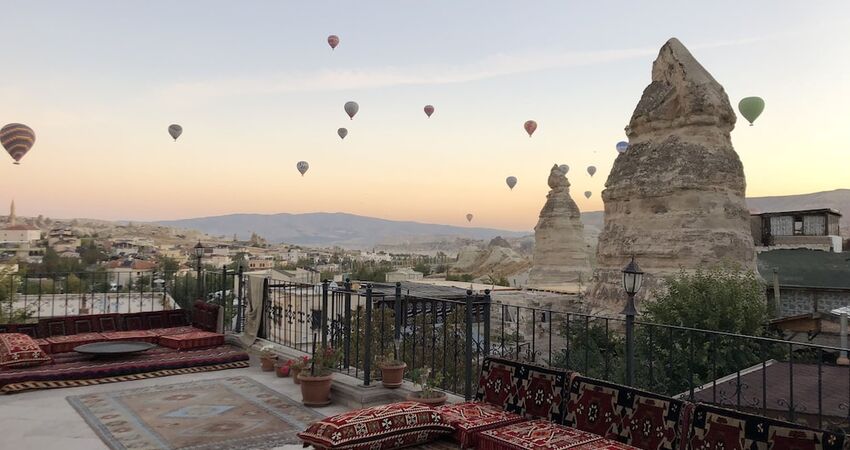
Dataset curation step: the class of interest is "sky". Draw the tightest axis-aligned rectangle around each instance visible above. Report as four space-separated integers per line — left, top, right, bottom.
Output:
1 1 849 231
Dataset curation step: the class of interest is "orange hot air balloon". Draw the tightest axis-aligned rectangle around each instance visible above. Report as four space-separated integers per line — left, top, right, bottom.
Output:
1 123 35 165
424 105 435 118
524 120 537 137
327 35 339 50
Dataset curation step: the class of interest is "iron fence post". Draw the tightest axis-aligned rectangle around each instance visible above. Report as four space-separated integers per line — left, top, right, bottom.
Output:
321 280 329 348
236 266 244 333
364 284 373 386
624 292 637 386
465 289 474 401
344 279 352 368
394 282 402 341
260 277 269 339
483 289 491 356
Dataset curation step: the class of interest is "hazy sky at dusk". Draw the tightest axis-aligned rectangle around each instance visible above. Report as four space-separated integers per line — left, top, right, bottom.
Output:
1 1 849 231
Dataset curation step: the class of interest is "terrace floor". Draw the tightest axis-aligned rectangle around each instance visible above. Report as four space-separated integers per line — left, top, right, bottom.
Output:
0 356 349 450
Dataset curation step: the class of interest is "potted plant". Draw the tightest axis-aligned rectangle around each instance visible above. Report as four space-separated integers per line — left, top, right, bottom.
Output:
274 359 291 377
259 345 277 372
299 345 341 406
378 339 406 388
407 367 447 406
290 356 309 384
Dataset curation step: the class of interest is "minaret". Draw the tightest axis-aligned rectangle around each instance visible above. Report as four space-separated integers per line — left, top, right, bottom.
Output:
9 200 15 225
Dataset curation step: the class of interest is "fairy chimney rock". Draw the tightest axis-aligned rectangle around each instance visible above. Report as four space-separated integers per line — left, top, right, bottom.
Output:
529 164 591 288
589 38 755 312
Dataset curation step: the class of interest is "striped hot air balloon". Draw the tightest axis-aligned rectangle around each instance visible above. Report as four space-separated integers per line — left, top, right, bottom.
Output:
1 123 36 165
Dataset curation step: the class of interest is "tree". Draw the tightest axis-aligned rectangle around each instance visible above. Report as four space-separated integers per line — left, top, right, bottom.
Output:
80 241 107 266
0 271 28 324
156 256 180 273
413 262 431 276
634 265 780 396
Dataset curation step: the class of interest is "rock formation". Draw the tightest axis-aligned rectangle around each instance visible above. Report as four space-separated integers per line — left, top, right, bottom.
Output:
453 238 531 282
590 38 755 312
529 164 591 288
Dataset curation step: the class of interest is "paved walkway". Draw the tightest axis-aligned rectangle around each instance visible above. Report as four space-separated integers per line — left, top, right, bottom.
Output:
0 359 347 450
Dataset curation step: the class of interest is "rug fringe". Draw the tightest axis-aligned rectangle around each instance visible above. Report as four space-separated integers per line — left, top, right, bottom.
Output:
0 361 251 394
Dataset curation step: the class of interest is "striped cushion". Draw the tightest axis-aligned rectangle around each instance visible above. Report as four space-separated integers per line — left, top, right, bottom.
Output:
101 330 158 343
158 331 224 350
46 333 106 354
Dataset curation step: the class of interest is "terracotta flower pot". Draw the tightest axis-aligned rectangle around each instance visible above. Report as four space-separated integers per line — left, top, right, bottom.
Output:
299 372 333 406
407 391 447 406
380 363 407 388
275 361 290 378
291 367 302 384
260 355 277 372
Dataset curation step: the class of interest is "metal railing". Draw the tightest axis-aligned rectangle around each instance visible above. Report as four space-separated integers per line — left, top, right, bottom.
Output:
489 302 850 433
0 268 245 333
254 278 849 433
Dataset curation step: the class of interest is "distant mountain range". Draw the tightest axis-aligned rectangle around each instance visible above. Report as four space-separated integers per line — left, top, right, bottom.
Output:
156 189 850 248
156 212 528 248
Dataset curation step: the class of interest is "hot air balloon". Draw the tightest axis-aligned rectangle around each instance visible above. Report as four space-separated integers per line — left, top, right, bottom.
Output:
616 141 629 153
168 124 182 141
327 35 339 50
424 105 434 118
559 164 569 174
466 214 473 223
344 101 359 120
524 120 537 137
297 161 309 176
584 191 592 199
1 123 35 165
338 128 348 139
505 176 517 190
587 166 596 176
738 97 764 126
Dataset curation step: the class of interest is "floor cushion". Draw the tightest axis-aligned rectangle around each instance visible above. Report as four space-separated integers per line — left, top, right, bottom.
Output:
100 330 158 343
158 331 224 350
475 357 522 410
33 338 52 355
148 326 198 337
297 401 453 450
509 362 572 422
0 333 52 369
437 401 527 448
478 419 604 450
45 332 106 354
686 403 845 450
565 376 689 450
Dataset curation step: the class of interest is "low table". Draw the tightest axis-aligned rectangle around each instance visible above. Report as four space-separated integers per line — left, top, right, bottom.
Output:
74 341 157 358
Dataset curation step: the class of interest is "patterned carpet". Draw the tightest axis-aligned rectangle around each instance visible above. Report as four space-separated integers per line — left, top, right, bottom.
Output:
68 376 323 450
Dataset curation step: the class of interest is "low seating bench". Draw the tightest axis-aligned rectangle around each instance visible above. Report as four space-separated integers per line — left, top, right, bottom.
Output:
299 356 848 450
0 301 248 394
0 300 223 354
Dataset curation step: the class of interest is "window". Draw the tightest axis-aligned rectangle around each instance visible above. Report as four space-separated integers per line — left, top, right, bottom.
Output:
793 216 803 235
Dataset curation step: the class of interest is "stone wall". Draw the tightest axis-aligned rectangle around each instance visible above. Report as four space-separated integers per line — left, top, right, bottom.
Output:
772 288 850 317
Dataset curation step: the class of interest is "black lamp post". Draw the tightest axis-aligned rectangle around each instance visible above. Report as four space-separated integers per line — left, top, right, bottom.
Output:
194 241 205 299
622 256 644 386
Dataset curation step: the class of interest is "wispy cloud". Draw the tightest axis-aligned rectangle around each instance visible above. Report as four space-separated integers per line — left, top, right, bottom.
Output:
154 36 775 103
